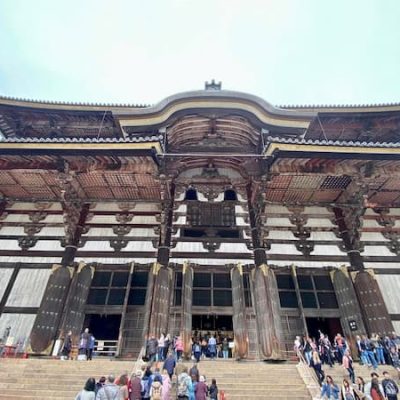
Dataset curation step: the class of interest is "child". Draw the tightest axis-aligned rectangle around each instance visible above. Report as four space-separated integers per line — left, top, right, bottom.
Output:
209 378 218 400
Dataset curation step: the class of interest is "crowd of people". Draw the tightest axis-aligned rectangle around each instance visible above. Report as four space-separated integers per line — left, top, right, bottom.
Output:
61 328 96 360
145 331 233 363
294 331 400 399
74 358 219 400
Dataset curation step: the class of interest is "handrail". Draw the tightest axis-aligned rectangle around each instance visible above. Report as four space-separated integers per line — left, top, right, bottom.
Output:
131 346 146 378
295 350 321 399
94 340 118 357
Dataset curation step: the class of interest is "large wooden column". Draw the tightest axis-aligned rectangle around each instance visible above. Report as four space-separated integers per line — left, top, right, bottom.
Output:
146 176 175 338
181 262 193 359
334 206 394 336
247 182 283 359
231 264 249 359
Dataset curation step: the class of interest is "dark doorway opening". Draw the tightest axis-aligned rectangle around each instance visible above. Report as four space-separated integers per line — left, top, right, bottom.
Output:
84 314 121 340
306 317 342 341
192 314 233 332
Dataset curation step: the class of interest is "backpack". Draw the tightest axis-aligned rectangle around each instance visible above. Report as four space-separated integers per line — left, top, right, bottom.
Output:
177 374 188 397
384 380 398 396
151 382 162 400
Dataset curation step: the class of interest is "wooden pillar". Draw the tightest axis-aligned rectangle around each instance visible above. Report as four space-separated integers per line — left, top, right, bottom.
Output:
230 263 249 359
330 267 367 357
334 207 394 336
181 262 193 359
247 184 284 359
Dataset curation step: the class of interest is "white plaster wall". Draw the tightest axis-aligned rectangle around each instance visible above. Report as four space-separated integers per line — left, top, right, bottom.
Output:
267 244 301 255
0 227 25 235
169 257 250 266
90 215 158 224
9 202 61 211
0 239 20 250
313 245 346 256
376 275 400 314
389 209 400 216
236 217 248 226
6 269 51 307
0 313 36 345
361 246 393 257
216 243 251 253
123 241 156 252
0 269 13 302
175 204 187 213
271 260 350 268
39 227 65 236
267 230 296 240
306 218 334 228
93 202 160 212
266 218 294 227
304 207 330 215
173 242 206 252
360 232 389 242
175 216 186 224
364 263 400 269
81 241 113 251
34 240 64 251
0 256 61 263
265 205 290 214
363 219 381 228
310 231 338 241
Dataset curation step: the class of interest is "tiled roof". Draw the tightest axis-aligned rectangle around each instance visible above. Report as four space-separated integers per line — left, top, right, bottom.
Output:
0 135 163 144
265 136 400 148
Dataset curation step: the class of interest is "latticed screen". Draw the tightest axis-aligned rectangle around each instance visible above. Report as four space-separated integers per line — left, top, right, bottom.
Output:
187 203 235 227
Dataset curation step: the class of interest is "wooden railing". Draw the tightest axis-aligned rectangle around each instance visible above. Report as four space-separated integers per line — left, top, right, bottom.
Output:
295 350 321 399
94 340 118 357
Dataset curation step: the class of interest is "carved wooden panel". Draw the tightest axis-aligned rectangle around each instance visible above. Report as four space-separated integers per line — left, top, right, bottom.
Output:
353 270 394 336
331 268 367 355
251 266 283 360
181 264 193 358
30 266 72 353
231 266 249 359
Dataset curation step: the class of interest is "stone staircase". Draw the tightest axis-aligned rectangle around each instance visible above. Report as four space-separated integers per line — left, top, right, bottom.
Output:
0 358 311 400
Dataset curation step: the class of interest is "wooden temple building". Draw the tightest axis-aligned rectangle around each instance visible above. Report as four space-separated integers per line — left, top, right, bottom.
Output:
1 81 400 359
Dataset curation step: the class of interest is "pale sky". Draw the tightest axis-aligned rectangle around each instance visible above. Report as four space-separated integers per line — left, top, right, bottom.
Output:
0 0 399 106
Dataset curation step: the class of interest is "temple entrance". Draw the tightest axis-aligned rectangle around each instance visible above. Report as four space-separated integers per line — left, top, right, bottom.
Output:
192 314 233 332
306 317 342 341
84 314 121 340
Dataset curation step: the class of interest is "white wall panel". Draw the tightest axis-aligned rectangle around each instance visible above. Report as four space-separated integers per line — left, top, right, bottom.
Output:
266 218 294 227
34 240 64 251
363 219 380 228
0 239 20 250
0 227 25 235
313 245 346 256
306 218 334 228
310 231 337 241
9 202 61 211
267 230 296 240
271 261 350 268
267 244 301 255
6 269 51 307
376 275 400 314
123 241 156 252
364 263 400 269
82 241 113 251
216 243 251 253
392 321 400 335
0 256 60 263
360 232 388 242
0 269 13 302
39 227 65 236
173 242 206 252
0 313 36 344
361 246 393 257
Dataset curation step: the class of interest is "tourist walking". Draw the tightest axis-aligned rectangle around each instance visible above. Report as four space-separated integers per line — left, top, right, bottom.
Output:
150 378 163 400
75 377 96 400
222 338 229 359
163 334 171 360
96 374 119 400
88 333 95 361
193 341 201 363
382 371 399 400
161 369 171 400
342 349 355 384
146 335 158 363
310 350 325 385
208 336 217 360
177 366 192 400
163 352 176 379
118 374 129 400
208 378 218 400
195 376 208 400
320 375 339 400
79 328 90 360
175 336 184 361
341 378 356 400
129 371 142 400
61 330 73 360
158 333 165 361
369 377 385 400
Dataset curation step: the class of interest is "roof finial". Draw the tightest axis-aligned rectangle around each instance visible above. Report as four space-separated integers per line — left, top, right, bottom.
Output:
205 79 222 91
